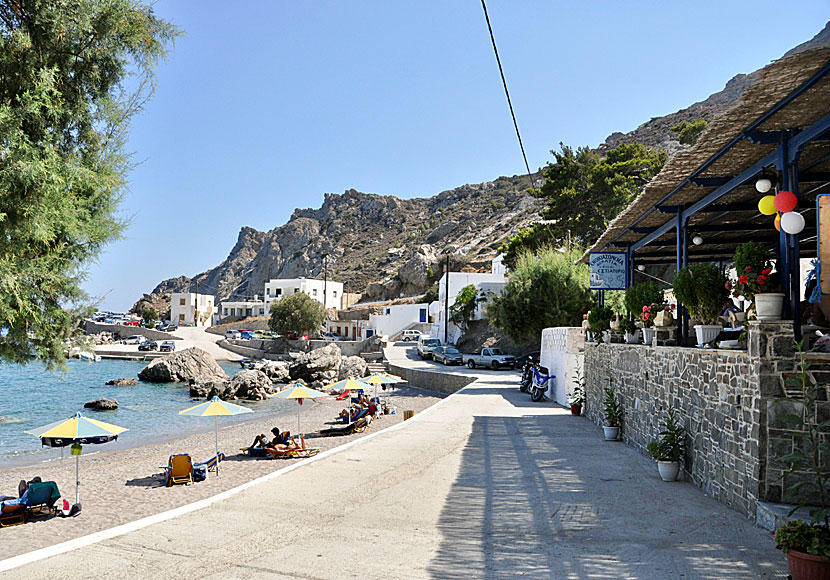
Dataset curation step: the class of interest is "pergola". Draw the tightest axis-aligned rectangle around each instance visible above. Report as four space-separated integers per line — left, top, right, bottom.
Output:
581 47 830 342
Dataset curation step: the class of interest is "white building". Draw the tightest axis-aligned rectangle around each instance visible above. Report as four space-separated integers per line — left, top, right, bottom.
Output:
171 292 215 327
264 278 343 309
216 296 267 323
369 303 430 339
431 267 506 344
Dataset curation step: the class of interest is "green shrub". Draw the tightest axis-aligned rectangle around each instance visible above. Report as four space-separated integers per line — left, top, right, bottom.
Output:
733 241 770 275
604 386 623 427
587 306 614 340
647 406 686 462
624 282 662 316
673 264 728 324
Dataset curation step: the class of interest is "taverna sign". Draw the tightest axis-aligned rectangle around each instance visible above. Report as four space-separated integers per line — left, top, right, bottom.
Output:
589 252 627 290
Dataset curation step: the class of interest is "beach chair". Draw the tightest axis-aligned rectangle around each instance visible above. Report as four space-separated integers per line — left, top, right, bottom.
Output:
0 500 26 527
266 446 321 459
335 390 351 401
319 416 371 437
23 481 61 518
164 454 194 487
195 452 225 473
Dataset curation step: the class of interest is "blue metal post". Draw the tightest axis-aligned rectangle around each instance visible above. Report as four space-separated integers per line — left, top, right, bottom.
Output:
789 159 802 341
675 208 685 344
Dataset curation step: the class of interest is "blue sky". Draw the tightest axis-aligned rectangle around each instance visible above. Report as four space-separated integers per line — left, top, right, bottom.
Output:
85 0 829 312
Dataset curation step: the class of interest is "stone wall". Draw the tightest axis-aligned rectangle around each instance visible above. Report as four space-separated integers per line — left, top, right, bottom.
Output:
387 364 476 395
584 320 830 517
82 321 182 341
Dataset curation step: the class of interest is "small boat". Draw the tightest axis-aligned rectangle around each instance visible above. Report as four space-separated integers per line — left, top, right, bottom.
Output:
239 358 255 369
76 351 101 362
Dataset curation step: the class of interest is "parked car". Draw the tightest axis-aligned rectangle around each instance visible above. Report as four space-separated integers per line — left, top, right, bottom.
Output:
239 330 260 340
432 346 463 365
463 348 517 370
123 319 140 327
400 329 422 342
322 332 339 340
138 340 158 352
122 335 143 345
417 336 442 360
225 330 241 340
159 341 176 352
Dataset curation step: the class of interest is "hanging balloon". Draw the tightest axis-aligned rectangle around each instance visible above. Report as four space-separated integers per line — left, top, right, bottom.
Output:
780 211 806 235
774 214 781 232
774 190 797 213
757 195 777 215
755 178 773 193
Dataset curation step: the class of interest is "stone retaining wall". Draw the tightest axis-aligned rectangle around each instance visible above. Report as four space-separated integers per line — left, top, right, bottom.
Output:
585 320 830 518
387 364 476 395
82 321 182 341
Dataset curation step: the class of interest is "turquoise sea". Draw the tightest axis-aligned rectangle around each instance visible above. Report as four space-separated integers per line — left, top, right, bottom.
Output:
0 359 294 467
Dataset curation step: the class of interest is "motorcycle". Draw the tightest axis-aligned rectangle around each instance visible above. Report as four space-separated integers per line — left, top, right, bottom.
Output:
519 358 534 393
529 363 553 402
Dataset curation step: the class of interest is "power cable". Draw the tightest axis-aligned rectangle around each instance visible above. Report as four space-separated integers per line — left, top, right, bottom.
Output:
480 0 534 188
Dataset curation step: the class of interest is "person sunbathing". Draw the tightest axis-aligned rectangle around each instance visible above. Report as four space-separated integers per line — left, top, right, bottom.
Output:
338 405 358 421
273 435 306 452
246 427 290 452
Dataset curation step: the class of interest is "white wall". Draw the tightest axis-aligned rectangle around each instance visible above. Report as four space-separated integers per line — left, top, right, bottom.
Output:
219 300 266 318
433 271 507 344
539 327 585 406
369 303 429 338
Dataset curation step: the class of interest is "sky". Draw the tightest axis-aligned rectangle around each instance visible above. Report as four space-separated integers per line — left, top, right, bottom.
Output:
83 0 830 312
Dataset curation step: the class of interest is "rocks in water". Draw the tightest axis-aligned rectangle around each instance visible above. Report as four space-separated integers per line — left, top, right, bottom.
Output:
289 343 342 385
84 398 118 411
229 369 274 401
105 377 139 387
261 361 291 383
189 379 225 399
138 347 228 383
338 356 368 380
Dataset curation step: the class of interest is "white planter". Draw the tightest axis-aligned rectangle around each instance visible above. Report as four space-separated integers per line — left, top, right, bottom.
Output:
603 426 620 441
625 331 640 344
657 461 681 482
693 324 722 347
755 293 785 321
642 327 655 345
602 330 611 343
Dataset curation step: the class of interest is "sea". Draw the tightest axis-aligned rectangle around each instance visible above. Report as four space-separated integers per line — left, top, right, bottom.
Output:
0 358 295 467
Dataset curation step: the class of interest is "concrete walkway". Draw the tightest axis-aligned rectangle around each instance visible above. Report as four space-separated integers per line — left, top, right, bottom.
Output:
2 350 786 579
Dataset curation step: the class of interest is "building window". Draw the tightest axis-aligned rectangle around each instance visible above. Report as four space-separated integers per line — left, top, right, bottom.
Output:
223 308 228 316
178 314 185 321
275 288 282 296
333 291 337 297
336 327 341 335
312 289 318 297
230 308 236 316
386 308 390 315
294 288 299 294
179 298 186 306
259 308 264 315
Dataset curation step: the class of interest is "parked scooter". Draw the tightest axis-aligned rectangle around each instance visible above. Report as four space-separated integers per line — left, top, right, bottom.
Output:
529 363 553 402
519 357 534 393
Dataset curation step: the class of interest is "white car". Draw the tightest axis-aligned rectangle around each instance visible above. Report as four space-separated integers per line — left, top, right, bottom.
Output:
400 330 422 342
123 335 143 345
225 330 241 340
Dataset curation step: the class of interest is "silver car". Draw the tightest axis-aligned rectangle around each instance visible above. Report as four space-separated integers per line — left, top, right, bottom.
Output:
417 337 441 360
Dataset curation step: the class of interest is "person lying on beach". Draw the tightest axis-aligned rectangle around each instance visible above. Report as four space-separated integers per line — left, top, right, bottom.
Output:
272 435 306 451
245 427 290 452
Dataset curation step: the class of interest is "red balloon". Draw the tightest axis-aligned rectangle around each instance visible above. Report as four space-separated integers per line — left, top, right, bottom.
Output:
774 190 797 213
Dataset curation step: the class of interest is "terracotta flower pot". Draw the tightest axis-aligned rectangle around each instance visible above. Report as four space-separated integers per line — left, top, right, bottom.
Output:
570 404 582 416
786 549 830 580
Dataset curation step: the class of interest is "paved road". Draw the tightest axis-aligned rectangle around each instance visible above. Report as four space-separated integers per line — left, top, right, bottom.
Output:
3 346 786 579
95 326 242 361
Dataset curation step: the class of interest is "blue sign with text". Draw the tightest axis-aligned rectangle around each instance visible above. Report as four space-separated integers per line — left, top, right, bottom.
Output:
589 252 628 290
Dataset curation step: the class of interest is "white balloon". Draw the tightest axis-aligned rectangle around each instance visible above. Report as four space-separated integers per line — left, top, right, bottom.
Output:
780 211 805 234
755 178 772 193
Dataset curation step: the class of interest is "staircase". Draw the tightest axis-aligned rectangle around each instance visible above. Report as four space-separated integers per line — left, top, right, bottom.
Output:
366 361 387 375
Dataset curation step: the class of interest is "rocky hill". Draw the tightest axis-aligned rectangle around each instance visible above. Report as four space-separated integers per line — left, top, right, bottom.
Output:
136 174 545 312
599 21 830 156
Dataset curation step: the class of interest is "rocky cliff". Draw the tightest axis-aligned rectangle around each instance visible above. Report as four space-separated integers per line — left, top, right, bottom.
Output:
139 174 545 308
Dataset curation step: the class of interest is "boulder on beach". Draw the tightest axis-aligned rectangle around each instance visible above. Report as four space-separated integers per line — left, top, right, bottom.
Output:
338 356 368 380
289 343 342 385
229 369 274 400
262 361 290 383
138 347 228 383
84 398 118 411
189 379 225 399
105 377 139 387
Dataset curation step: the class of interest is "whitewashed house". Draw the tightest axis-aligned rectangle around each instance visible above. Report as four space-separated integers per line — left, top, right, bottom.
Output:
264 278 343 309
368 303 430 339
216 296 267 323
171 292 215 327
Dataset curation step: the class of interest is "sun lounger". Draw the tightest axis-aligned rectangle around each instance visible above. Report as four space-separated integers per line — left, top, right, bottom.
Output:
335 390 350 401
320 416 371 437
0 500 26 527
195 452 225 473
265 446 321 459
23 481 61 517
164 454 194 487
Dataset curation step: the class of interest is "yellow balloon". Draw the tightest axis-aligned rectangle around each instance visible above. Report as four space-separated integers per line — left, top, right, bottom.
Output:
758 195 777 215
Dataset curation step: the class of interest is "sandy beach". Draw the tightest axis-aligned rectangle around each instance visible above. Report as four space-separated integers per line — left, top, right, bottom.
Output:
0 384 444 560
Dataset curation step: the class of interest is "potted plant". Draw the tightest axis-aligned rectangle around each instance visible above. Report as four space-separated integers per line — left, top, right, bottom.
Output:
673 264 729 347
730 241 783 321
587 306 615 344
609 312 621 331
625 281 662 318
569 368 585 416
602 384 622 441
640 303 660 344
774 341 830 579
619 318 639 344
646 406 686 482
654 303 676 327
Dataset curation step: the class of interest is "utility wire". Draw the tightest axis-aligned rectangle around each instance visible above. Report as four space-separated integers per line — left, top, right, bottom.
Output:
480 0 534 188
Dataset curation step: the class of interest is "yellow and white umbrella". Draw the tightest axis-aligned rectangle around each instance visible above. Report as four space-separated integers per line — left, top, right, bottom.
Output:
26 413 128 504
274 383 330 435
323 376 372 394
363 373 401 398
179 396 252 476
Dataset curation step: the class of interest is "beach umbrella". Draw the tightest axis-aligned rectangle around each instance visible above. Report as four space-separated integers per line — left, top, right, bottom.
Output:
274 383 330 435
26 413 128 505
363 373 399 398
179 396 252 476
322 376 372 394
